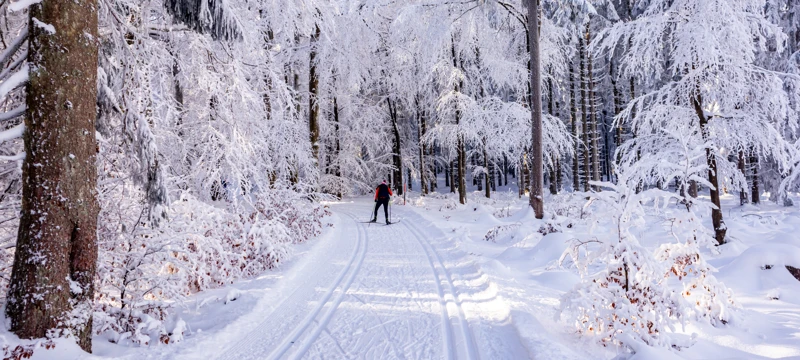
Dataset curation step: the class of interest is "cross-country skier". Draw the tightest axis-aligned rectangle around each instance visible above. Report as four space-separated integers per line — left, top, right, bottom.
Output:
371 180 393 224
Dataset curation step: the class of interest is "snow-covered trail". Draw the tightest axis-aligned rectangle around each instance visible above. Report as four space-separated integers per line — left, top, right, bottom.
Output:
182 201 529 360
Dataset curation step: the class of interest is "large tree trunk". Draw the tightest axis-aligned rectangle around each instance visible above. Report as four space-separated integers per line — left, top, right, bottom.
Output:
692 92 727 245
527 0 544 218
7 0 99 352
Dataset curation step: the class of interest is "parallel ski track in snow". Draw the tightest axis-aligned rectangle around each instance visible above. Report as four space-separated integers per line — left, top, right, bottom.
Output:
216 211 368 360
284 212 368 360
402 216 479 360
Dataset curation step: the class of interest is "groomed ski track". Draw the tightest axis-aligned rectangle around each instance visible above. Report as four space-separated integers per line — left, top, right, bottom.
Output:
176 200 530 360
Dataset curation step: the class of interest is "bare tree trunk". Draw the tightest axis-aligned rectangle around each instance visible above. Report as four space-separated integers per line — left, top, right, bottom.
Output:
579 35 590 192
547 68 557 195
521 154 530 197
492 161 498 191
309 25 321 167
483 141 491 198
7 0 99 352
452 39 467 204
692 92 726 245
738 151 748 205
417 97 428 195
430 144 437 192
450 159 456 193
586 23 601 190
473 152 480 188
630 76 642 194
570 57 579 192
527 0 544 218
503 154 509 186
751 154 760 204
458 137 467 204
445 161 450 189
333 96 342 198
387 98 403 196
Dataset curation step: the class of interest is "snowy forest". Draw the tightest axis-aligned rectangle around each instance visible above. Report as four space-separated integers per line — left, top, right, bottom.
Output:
0 0 798 359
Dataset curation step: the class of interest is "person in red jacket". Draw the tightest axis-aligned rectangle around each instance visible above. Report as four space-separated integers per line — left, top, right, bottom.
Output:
371 180 393 224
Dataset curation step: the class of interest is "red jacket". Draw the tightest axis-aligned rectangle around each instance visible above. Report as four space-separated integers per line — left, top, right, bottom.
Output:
374 183 393 200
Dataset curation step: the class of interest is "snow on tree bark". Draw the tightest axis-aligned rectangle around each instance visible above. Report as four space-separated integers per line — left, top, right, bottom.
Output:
6 0 99 352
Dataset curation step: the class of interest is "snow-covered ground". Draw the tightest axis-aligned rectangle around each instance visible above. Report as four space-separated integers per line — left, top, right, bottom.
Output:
21 180 800 360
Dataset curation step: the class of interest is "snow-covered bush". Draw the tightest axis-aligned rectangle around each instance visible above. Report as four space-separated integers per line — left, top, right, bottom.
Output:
561 124 740 353
94 190 327 345
656 206 739 327
559 181 690 351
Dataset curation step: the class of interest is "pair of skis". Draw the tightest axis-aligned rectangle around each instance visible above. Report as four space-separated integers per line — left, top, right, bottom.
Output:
360 219 401 225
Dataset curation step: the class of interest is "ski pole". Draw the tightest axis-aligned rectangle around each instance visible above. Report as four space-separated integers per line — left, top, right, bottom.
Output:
368 203 373 223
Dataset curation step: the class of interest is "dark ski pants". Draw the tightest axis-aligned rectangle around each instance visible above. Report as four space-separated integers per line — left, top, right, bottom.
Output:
373 198 389 220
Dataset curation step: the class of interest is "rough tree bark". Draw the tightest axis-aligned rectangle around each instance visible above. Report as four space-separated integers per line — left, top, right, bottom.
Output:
527 0 544 218
7 0 99 352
